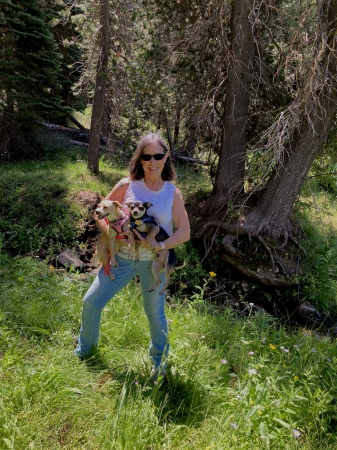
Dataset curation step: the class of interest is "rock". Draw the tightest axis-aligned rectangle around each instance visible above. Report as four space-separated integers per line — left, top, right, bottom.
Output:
57 249 84 270
298 301 321 320
328 327 337 338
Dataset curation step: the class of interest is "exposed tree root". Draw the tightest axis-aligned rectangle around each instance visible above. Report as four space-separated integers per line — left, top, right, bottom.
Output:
196 216 304 287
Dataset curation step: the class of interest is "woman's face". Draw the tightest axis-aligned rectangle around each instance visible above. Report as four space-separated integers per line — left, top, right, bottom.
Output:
139 141 169 177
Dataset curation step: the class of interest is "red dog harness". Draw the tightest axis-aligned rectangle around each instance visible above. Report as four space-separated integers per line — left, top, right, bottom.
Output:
103 214 129 276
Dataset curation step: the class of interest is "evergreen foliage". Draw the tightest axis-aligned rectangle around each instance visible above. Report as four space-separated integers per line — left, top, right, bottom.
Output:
0 0 68 160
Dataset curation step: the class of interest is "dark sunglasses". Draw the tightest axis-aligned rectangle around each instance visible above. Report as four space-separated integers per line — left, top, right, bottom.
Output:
140 153 165 161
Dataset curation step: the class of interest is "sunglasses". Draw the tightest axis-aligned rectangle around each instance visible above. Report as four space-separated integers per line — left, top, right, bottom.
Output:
140 153 165 161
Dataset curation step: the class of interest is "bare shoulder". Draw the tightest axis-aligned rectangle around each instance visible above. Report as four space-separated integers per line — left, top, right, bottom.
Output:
106 177 130 201
115 177 130 189
174 186 185 201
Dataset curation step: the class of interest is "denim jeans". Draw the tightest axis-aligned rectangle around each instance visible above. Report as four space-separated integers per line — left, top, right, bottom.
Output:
74 254 169 372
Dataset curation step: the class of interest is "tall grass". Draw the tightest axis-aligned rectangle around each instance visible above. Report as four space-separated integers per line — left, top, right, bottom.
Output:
1 257 337 449
1 134 337 448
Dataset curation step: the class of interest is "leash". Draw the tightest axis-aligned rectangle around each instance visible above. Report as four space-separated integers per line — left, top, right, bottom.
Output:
104 250 111 276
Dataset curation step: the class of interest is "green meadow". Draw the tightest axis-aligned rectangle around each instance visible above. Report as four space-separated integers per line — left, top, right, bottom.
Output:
1 140 337 449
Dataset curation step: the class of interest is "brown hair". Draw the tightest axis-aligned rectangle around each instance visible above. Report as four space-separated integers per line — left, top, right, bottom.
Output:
129 132 177 181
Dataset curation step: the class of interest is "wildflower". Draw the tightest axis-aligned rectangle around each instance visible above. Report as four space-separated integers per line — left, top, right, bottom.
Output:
269 343 276 350
312 348 318 353
201 335 206 339
209 271 217 277
292 429 301 439
49 265 55 272
134 381 139 386
293 375 299 381
221 359 228 364
327 357 332 363
257 410 262 416
293 344 299 348
248 302 254 307
248 351 255 356
248 368 257 376
280 346 289 353
249 400 254 406
230 422 238 429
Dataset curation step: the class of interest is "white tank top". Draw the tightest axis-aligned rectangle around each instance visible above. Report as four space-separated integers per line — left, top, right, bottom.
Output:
118 179 176 260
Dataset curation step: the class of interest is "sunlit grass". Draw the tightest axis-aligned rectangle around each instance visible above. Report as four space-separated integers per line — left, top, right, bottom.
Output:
2 135 337 448
1 257 337 449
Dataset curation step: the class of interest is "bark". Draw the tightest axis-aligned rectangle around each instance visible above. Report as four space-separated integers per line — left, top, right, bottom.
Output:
162 110 175 152
199 0 337 285
244 0 337 236
246 101 337 237
87 0 110 175
174 105 181 145
209 0 255 208
185 125 198 158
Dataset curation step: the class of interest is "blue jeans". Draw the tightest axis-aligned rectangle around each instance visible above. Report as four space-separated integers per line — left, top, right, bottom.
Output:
74 254 169 372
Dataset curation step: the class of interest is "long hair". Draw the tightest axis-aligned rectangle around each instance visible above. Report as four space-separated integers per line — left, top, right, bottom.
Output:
129 133 177 181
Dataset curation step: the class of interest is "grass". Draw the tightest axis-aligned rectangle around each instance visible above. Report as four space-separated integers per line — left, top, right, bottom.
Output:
1 257 337 449
2 133 337 448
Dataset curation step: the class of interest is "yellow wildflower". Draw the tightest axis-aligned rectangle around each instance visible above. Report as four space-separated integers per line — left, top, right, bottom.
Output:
269 343 277 350
294 375 299 381
209 271 217 277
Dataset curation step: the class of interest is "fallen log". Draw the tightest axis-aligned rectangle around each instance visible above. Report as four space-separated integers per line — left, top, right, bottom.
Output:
69 140 114 152
67 115 88 131
173 153 208 166
40 122 89 142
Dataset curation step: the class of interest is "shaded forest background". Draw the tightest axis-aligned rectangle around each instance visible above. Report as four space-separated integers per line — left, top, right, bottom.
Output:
1 0 337 301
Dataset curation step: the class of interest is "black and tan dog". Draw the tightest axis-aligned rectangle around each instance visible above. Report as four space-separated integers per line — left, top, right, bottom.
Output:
126 200 176 294
93 195 130 279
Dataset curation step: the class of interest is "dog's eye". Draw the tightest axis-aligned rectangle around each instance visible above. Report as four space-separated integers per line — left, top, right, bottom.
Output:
139 206 144 210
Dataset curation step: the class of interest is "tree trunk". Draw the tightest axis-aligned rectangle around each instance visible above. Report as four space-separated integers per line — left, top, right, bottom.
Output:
162 110 174 152
87 0 110 175
246 102 337 238
185 125 198 158
174 104 181 145
199 0 337 285
208 0 255 209
245 0 337 237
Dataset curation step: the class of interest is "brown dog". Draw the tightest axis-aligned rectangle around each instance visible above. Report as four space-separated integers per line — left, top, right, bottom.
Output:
92 196 130 279
126 200 176 294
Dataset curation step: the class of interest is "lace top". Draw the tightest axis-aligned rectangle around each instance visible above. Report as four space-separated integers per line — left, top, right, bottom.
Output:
118 179 176 260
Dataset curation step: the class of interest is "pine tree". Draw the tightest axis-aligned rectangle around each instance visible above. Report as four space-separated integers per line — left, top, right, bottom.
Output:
0 0 65 160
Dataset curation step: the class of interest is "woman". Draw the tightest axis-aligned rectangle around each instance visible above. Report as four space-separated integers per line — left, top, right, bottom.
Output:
74 133 190 382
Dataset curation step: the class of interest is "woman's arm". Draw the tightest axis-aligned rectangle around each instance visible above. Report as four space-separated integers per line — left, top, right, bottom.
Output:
151 187 190 252
105 177 130 202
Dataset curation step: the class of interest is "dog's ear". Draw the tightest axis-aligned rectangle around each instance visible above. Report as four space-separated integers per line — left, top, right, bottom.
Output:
145 202 153 209
112 201 123 209
98 193 105 201
125 201 132 208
